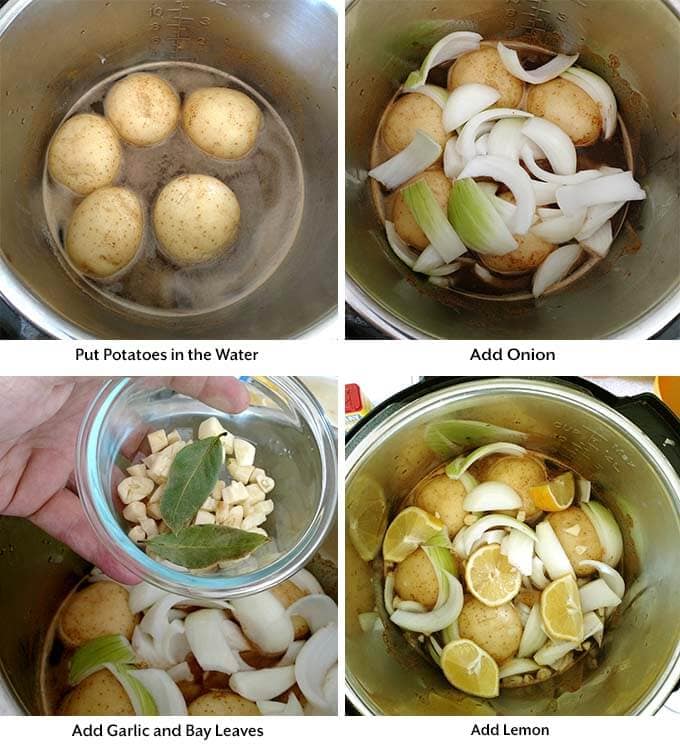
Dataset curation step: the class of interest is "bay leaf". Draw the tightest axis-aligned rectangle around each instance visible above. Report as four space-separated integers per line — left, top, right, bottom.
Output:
424 420 530 458
146 524 268 569
160 435 225 531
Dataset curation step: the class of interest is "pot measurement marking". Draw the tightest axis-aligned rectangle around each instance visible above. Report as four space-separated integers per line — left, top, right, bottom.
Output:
149 3 210 57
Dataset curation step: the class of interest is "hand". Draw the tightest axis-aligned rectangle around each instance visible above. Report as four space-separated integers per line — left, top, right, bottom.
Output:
0 377 249 583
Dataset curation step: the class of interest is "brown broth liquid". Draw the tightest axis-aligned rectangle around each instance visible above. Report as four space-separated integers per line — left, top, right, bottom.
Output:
43 62 304 315
370 41 632 300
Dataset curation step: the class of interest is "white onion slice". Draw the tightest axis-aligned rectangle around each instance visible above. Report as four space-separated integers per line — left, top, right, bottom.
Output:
463 514 537 558
390 571 463 634
458 155 535 234
532 209 587 244
222 619 250 651
521 145 601 185
581 220 613 258
185 610 240 674
394 599 427 613
522 118 576 175
556 172 646 215
369 130 442 190
534 640 577 667
323 664 338 712
561 66 618 140
443 83 500 132
413 244 446 274
289 569 324 595
230 666 296 702
532 179 558 206
385 220 418 268
452 527 469 559
487 118 526 161
579 560 625 598
230 591 294 655
532 243 581 298
537 207 563 219
167 662 193 683
576 202 624 240
497 42 578 85
286 595 337 634
294 623 338 709
130 668 187 716
463 481 522 512
534 520 575 579
446 441 527 479
276 640 306 667
530 556 550 590
518 603 548 657
499 657 540 679
579 578 622 612
476 133 489 155
384 572 396 616
501 529 535 575
576 478 592 503
517 601 531 625
132 626 163 667
129 582 167 614
457 108 533 163
404 32 482 89
403 83 449 109
580 502 623 567
429 261 461 277
443 136 465 179
157 620 190 667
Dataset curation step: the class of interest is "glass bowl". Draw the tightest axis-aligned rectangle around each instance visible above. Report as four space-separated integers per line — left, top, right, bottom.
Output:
75 377 337 598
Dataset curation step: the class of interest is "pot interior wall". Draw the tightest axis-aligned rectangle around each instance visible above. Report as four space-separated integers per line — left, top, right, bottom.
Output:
0 0 337 338
346 0 680 338
346 380 680 714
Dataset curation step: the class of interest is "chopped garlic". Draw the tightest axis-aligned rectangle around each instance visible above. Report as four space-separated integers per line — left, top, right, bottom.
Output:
118 476 154 504
201 496 217 512
245 484 266 503
212 479 226 499
195 510 216 525
147 429 168 454
234 437 256 467
141 518 159 537
129 525 146 543
220 433 235 455
166 429 182 444
223 480 249 504
227 459 253 484
252 499 274 516
227 505 244 528
147 501 162 520
123 501 148 524
147 454 172 484
463 514 478 526
198 417 225 439
149 483 165 504
517 511 527 522
243 512 267 530
127 463 148 478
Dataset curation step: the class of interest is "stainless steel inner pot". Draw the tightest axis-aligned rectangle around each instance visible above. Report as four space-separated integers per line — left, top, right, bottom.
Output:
0 517 338 714
345 377 680 714
0 0 337 339
346 0 680 339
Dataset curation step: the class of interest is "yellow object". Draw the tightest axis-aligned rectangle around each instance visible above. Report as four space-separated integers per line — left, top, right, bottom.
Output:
440 639 500 698
540 574 583 643
528 471 575 512
654 377 680 418
465 543 522 607
347 476 388 562
382 506 445 563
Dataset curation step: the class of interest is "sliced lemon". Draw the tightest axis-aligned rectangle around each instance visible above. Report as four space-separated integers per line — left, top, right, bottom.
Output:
441 639 499 698
347 476 388 562
540 573 583 642
528 471 575 512
465 543 521 607
382 506 445 563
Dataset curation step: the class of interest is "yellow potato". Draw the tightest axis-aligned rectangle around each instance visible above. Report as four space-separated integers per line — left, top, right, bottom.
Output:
414 473 466 536
526 78 601 146
153 174 240 266
483 455 547 521
105 72 180 146
58 669 134 715
482 233 555 274
458 596 523 663
58 582 135 648
183 87 262 159
448 47 524 109
188 691 260 716
382 93 447 153
392 169 451 250
394 548 439 610
47 113 121 195
272 580 307 608
547 507 603 576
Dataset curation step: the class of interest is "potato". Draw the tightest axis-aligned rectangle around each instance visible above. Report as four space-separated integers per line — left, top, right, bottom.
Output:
392 169 451 250
482 233 555 274
458 596 523 663
105 72 180 146
188 691 260 716
271 580 307 608
183 87 262 159
153 174 240 266
47 113 121 195
526 78 601 146
547 507 603 576
58 669 134 715
58 581 135 648
483 455 547 521
414 473 466 536
382 93 447 153
394 548 438 610
448 47 524 109
66 186 144 278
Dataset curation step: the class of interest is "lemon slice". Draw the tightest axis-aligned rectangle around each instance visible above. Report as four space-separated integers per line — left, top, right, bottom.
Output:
540 573 583 642
465 543 521 607
441 639 499 698
528 471 575 512
382 506 445 563
347 476 388 561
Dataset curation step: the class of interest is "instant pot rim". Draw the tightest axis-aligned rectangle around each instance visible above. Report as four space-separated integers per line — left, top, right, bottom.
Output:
345 377 680 716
